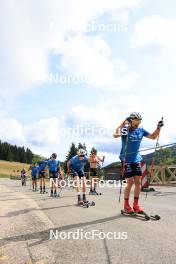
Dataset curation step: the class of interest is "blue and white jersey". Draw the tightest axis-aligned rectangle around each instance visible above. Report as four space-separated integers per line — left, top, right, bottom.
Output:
38 160 48 172
48 159 60 172
31 166 38 176
119 126 150 163
70 155 88 171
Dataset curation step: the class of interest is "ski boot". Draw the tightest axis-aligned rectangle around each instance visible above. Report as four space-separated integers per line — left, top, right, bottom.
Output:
54 191 58 197
124 204 134 214
133 204 144 214
42 186 46 194
82 194 87 203
77 195 83 206
89 189 94 195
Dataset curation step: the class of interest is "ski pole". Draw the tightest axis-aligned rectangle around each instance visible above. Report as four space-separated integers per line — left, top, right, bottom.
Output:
119 125 130 203
146 117 163 199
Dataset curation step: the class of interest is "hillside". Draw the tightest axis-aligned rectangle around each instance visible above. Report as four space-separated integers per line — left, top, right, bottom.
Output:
103 145 176 169
0 160 30 178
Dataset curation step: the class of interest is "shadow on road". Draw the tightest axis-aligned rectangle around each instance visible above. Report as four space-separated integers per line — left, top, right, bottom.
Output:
0 214 122 247
0 204 76 218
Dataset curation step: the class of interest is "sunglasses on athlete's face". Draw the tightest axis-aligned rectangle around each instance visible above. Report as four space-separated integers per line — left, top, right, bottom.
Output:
132 118 141 122
79 155 85 158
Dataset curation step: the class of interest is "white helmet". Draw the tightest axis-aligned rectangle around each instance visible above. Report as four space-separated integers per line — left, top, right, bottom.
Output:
129 112 142 120
78 149 87 156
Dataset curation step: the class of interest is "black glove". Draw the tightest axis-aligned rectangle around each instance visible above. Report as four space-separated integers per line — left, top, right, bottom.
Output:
126 117 131 123
157 119 164 128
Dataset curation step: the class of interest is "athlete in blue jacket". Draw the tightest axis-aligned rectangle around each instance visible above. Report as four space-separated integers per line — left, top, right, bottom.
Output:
29 163 38 191
67 149 88 205
48 153 62 197
38 159 48 193
113 112 164 213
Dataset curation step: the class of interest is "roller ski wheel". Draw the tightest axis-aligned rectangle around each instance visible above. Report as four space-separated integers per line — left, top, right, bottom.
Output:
97 192 102 195
83 201 95 208
121 209 135 216
150 214 161 220
89 191 102 195
132 210 150 221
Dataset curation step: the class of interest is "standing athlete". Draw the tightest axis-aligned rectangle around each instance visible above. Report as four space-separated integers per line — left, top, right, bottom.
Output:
29 163 38 191
113 112 164 213
38 159 48 194
21 168 27 186
88 149 105 195
48 153 62 197
67 149 88 205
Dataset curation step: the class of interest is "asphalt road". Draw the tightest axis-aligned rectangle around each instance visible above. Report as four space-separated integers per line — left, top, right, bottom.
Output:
0 178 176 264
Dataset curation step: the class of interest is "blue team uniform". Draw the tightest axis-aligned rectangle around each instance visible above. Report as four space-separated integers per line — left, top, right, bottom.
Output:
38 160 47 172
119 126 150 178
48 159 60 178
31 166 38 179
120 126 149 162
38 160 48 178
70 155 88 177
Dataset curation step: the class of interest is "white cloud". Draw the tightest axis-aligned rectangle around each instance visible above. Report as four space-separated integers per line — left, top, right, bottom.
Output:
66 95 141 129
0 118 25 145
133 15 176 63
24 118 60 147
60 35 137 90
0 0 142 101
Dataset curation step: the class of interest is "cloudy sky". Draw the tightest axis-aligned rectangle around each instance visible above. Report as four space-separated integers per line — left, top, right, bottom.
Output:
0 0 175 164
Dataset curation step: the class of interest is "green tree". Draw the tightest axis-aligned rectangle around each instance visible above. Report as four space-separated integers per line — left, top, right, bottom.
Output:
63 143 78 173
26 148 34 164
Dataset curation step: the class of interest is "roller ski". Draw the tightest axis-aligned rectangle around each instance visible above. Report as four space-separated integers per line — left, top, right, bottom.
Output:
121 207 160 221
77 194 95 208
40 186 47 194
53 191 60 197
77 200 95 208
133 203 160 220
82 200 95 208
89 190 102 195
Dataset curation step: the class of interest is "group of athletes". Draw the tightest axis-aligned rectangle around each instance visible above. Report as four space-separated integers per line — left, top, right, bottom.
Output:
27 150 105 204
23 112 164 213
